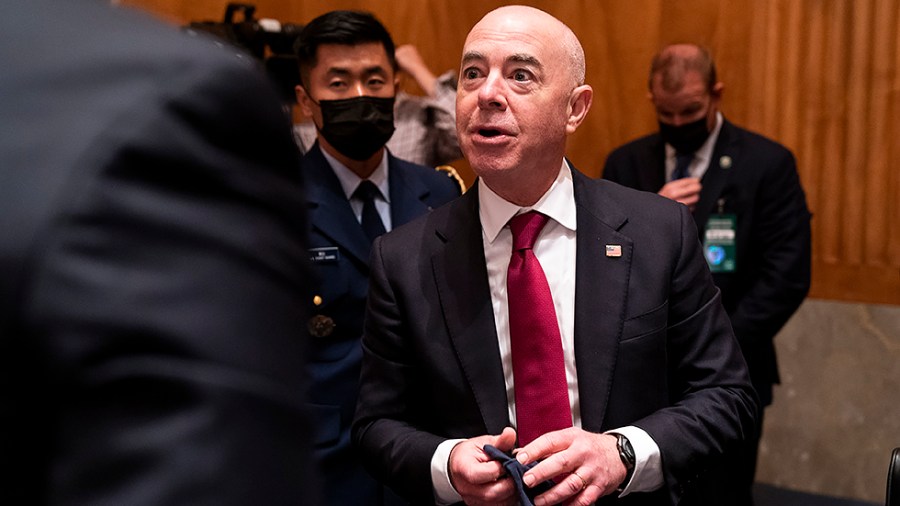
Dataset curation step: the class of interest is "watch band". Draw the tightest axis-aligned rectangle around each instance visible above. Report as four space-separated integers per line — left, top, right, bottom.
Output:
613 433 635 491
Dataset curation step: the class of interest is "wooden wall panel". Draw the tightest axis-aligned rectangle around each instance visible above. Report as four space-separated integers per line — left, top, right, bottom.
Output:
120 0 900 306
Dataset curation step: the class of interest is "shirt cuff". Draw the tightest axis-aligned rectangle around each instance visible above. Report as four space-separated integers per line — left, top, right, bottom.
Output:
431 438 465 505
606 426 664 496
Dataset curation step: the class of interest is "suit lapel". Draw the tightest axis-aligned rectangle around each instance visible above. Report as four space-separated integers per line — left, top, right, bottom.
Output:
571 170 633 432
694 120 739 231
431 187 510 434
303 145 371 266
387 155 435 228
643 136 668 191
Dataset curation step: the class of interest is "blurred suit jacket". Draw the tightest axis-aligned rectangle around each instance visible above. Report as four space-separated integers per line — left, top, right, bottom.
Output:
0 1 317 504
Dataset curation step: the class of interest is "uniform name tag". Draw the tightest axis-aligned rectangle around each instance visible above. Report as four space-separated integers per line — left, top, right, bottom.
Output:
310 247 340 264
703 215 736 273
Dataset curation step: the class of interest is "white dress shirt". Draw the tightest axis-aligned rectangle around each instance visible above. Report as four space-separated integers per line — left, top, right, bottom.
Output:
430 162 663 504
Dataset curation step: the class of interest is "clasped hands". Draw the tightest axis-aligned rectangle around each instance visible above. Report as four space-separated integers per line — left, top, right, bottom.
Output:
447 427 628 506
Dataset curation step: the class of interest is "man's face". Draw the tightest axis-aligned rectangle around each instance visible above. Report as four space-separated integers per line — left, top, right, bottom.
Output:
649 69 721 131
295 42 396 124
455 11 577 181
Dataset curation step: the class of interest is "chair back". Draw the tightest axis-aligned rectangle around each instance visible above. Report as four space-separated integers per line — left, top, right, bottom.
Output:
888 447 900 506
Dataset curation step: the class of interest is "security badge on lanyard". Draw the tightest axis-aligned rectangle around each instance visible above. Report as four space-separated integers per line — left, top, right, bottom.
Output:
703 198 736 273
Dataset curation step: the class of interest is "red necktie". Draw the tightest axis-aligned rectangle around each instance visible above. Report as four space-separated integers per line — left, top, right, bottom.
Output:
507 211 572 446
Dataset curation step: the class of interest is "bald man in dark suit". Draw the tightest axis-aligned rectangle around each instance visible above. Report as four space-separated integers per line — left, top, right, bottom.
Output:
354 8 757 505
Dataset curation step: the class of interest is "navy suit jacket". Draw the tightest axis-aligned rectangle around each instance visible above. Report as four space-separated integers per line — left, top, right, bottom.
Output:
603 119 811 405
301 144 460 505
353 166 757 505
1 1 316 503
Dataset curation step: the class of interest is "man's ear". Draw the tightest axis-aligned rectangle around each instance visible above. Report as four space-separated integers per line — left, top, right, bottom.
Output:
566 85 593 134
295 85 314 117
711 81 724 101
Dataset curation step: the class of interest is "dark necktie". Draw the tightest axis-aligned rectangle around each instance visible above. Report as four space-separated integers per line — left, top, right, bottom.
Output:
353 180 386 243
672 152 694 180
507 211 571 446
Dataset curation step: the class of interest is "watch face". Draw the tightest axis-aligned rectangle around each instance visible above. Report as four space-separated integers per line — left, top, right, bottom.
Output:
618 434 636 467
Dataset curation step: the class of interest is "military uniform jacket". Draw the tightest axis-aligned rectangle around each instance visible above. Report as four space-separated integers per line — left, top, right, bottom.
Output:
301 143 459 504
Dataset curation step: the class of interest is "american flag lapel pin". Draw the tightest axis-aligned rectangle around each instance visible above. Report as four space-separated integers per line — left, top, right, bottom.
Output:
605 244 622 257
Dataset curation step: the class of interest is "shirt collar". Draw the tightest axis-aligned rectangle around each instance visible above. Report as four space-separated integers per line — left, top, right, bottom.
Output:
320 146 391 202
478 160 577 244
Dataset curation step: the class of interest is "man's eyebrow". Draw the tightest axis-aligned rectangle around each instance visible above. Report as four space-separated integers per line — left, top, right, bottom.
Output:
461 51 486 66
324 65 388 76
363 65 390 76
508 53 541 69
461 51 542 70
324 67 351 77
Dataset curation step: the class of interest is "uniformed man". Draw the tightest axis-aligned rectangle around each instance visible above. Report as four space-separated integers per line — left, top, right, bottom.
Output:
294 10 461 505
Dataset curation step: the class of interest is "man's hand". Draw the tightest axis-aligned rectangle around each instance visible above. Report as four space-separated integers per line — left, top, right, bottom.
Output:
658 177 702 211
448 427 519 506
515 427 627 506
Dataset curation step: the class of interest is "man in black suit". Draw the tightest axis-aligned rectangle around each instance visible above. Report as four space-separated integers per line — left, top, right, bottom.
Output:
293 10 461 506
603 44 812 505
0 1 317 504
353 7 757 505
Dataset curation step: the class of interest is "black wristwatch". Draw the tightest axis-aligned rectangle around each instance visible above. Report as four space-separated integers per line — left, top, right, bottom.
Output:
613 433 635 490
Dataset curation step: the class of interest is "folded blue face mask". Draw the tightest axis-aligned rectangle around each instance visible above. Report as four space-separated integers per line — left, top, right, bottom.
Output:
483 445 555 506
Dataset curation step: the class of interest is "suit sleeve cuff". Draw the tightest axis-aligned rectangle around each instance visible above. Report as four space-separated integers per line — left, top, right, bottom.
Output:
431 439 465 504
606 426 664 496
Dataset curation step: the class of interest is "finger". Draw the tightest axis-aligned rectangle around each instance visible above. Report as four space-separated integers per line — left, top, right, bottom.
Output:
455 463 507 490
482 475 517 501
672 179 702 196
451 443 506 487
469 458 507 485
658 181 696 201
532 471 591 506
517 426 576 465
491 426 517 452
460 475 517 505
683 186 702 199
679 194 700 207
520 451 573 490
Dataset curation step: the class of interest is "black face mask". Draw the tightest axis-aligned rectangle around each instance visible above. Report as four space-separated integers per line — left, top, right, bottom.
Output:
658 116 711 154
315 96 396 161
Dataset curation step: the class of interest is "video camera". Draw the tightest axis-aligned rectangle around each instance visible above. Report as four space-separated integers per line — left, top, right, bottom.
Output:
186 3 302 103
